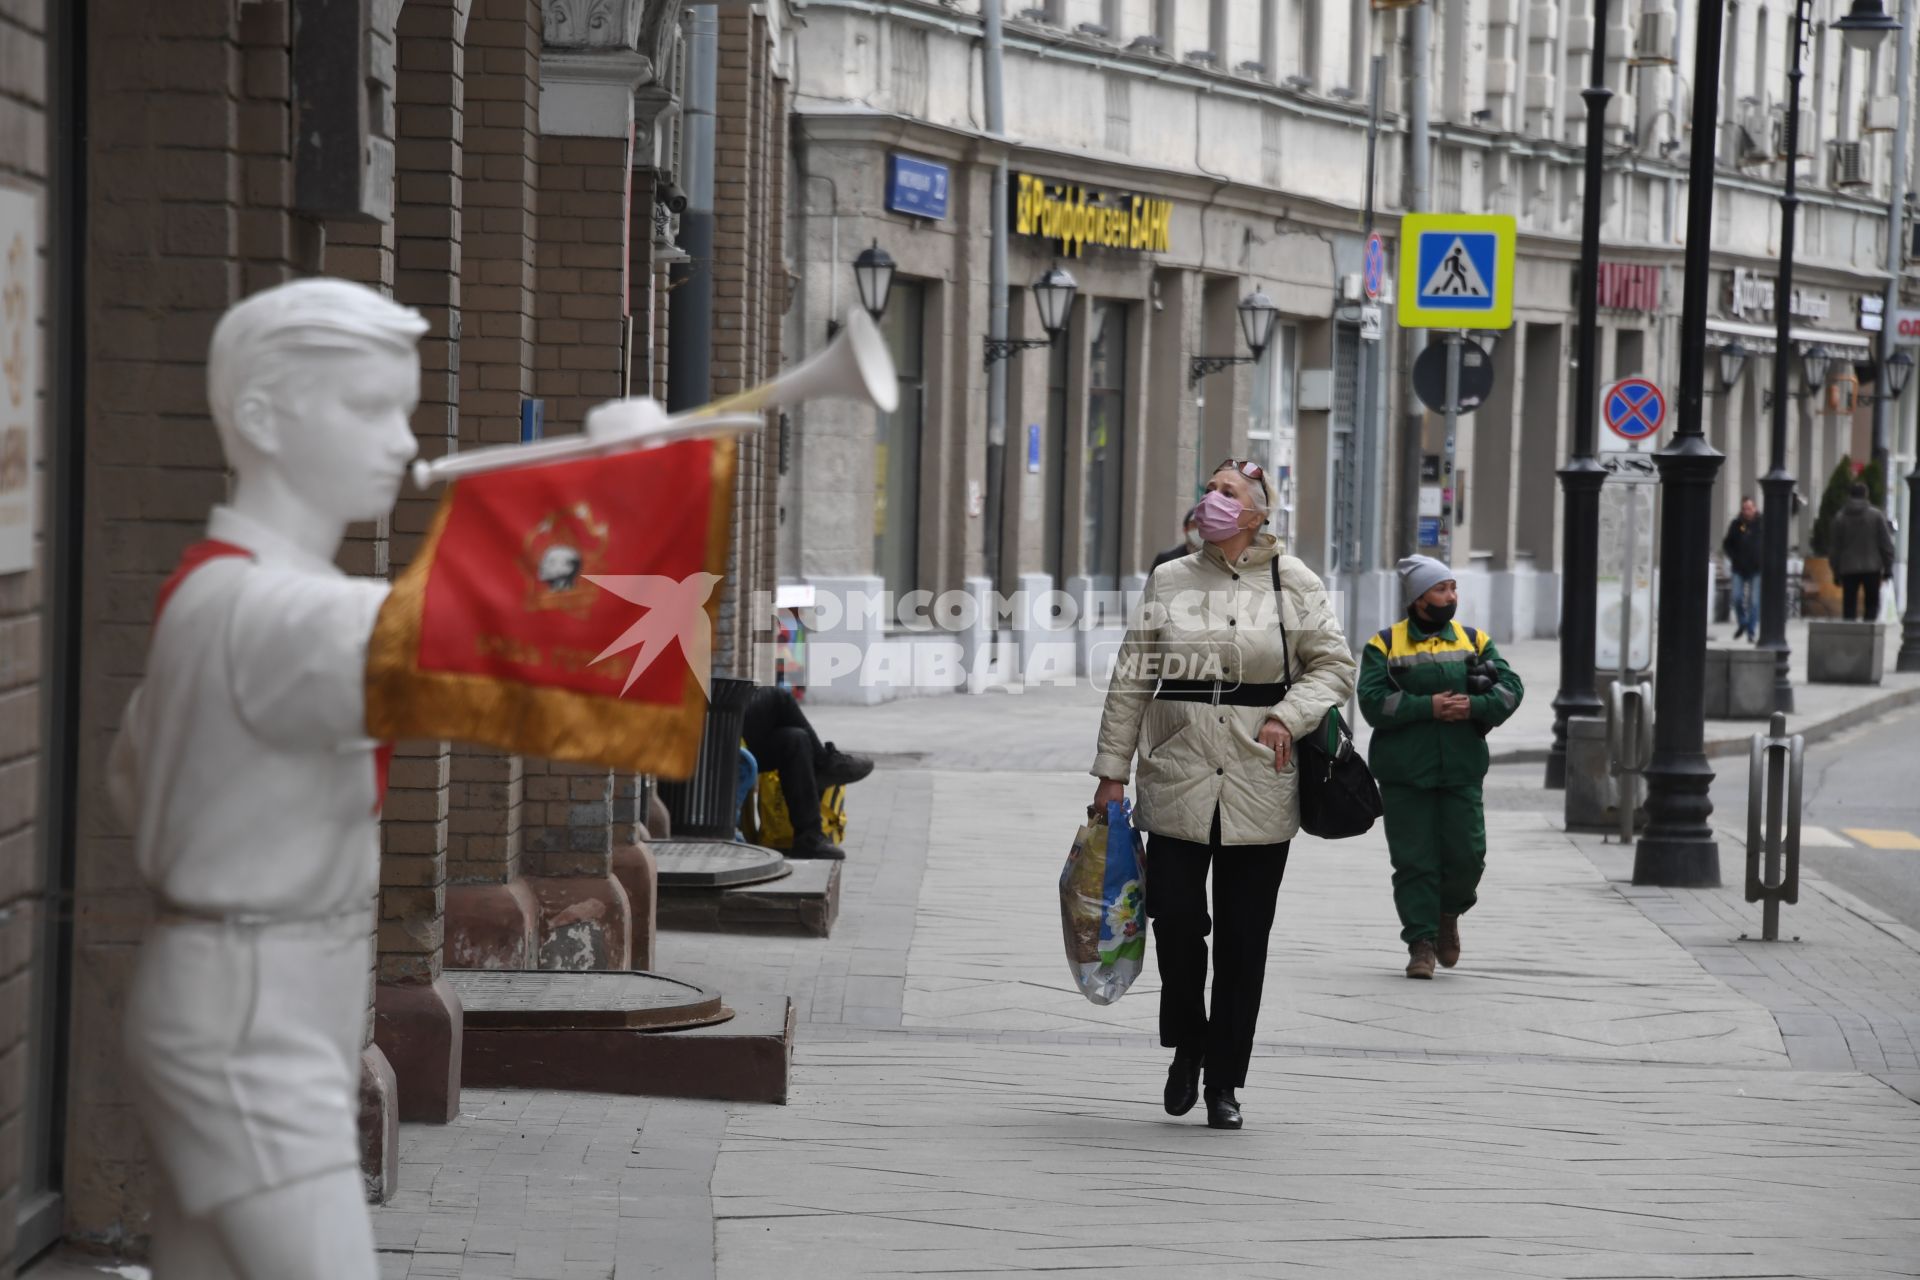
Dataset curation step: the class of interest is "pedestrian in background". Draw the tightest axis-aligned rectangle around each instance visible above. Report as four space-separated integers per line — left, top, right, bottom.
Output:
1090 459 1355 1131
1722 496 1763 642
1828 482 1896 622
1151 503 1203 571
1357 556 1523 980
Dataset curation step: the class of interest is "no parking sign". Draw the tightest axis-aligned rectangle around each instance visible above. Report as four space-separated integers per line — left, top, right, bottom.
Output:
1602 377 1666 444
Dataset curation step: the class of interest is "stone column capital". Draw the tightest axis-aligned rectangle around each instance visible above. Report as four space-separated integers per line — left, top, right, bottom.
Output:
542 0 647 52
539 48 653 137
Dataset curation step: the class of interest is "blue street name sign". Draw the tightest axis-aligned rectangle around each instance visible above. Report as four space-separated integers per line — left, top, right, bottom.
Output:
887 155 950 220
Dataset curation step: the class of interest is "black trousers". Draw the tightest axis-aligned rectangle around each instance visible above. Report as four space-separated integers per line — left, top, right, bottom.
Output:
1840 573 1883 622
1145 811 1291 1090
741 686 824 839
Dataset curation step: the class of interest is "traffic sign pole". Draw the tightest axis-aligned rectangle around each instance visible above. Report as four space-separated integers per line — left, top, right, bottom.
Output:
1442 333 1461 565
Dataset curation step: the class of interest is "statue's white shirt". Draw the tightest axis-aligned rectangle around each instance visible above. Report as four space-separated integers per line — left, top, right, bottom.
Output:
112 505 389 918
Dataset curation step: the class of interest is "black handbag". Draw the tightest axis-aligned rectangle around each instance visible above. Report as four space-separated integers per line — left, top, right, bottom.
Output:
1270 559 1384 840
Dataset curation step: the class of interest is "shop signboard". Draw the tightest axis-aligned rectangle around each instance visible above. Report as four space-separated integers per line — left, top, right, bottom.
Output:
886 154 950 220
1012 172 1173 258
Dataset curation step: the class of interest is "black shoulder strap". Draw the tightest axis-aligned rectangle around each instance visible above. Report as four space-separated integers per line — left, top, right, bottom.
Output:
1464 625 1484 653
1269 557 1291 689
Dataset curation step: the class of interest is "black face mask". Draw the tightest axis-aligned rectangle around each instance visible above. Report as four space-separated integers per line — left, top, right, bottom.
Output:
1415 600 1457 628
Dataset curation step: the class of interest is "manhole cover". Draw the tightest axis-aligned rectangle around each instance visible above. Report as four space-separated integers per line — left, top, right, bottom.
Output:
654 838 791 888
447 969 730 1031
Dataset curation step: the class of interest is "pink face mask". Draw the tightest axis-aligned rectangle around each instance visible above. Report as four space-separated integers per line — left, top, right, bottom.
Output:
1193 490 1252 543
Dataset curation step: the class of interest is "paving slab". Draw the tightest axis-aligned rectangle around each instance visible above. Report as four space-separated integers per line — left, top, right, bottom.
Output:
714 1040 1920 1279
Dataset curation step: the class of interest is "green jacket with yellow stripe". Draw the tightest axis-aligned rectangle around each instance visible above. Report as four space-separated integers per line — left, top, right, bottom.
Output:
1357 614 1524 788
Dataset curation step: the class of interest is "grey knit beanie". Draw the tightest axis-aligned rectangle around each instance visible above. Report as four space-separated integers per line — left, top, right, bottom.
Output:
1397 555 1454 608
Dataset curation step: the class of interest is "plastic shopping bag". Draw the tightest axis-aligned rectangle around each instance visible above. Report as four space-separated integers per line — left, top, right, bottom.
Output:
1058 799 1148 1005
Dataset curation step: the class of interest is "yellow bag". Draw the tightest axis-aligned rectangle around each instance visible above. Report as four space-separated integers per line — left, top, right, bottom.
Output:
742 770 847 850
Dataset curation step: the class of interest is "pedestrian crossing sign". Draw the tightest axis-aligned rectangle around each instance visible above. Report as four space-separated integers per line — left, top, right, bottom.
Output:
1397 213 1516 329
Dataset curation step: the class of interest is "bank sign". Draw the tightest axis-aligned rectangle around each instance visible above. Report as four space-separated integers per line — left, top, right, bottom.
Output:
1013 173 1173 257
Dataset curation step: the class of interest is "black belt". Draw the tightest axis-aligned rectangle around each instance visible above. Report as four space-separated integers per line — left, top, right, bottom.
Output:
1153 679 1290 707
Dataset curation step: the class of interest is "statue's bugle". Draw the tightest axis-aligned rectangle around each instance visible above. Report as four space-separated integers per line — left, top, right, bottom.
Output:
411 309 898 489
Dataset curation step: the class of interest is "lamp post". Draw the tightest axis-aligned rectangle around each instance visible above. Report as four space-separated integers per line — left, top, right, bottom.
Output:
983 264 1078 366
1756 1 1901 714
1545 0 1612 791
1904 460 1920 669
1873 0 1913 511
1632 0 1729 887
1188 287 1280 388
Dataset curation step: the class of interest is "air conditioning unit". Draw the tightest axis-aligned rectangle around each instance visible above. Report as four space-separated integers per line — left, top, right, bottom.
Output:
1736 96 1771 162
1772 108 1812 161
1338 273 1364 304
1832 139 1870 188
1865 94 1900 134
1632 7 1677 65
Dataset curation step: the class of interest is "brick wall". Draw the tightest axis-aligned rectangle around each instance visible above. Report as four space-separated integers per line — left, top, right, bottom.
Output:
69 0 322 1249
709 10 783 682
449 0 540 891
524 117 633 895
376 0 466 991
0 0 44 1269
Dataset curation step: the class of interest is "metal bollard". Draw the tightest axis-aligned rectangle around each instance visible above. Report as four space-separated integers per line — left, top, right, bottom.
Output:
1606 679 1654 846
1745 710 1805 942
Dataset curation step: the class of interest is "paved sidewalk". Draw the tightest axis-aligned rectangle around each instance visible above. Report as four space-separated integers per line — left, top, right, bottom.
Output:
357 663 1920 1279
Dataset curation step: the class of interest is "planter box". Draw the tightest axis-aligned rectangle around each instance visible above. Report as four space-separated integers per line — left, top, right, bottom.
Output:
1703 646 1775 718
1807 619 1885 685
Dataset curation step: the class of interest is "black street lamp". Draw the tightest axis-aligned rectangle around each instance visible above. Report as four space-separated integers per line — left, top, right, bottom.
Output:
1633 0 1730 887
1836 0 1902 47
1863 348 1915 402
1188 286 1279 388
1902 464 1920 670
1544 0 1613 791
984 263 1077 366
1715 340 1751 392
1757 0 1898 716
852 240 896 321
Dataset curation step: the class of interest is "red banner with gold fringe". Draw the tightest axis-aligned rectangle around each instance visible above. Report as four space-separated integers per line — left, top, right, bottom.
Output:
366 437 737 778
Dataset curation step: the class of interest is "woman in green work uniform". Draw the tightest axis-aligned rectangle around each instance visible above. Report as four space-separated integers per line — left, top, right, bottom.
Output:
1357 555 1524 979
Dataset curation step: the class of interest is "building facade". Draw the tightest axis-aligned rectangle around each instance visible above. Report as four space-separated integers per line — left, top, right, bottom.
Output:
5 0 794 1269
781 0 1919 701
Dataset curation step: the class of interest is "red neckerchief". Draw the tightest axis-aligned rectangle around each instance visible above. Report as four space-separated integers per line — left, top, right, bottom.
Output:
155 539 394 816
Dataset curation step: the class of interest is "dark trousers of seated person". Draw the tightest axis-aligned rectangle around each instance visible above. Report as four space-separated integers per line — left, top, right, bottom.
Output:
1146 810 1291 1090
1841 573 1882 622
743 686 824 840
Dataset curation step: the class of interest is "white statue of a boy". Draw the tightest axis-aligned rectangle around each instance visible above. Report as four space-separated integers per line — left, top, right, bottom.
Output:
109 278 426 1279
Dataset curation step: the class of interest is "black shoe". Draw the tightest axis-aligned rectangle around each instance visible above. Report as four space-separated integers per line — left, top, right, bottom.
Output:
1163 1050 1203 1117
787 832 846 860
816 742 874 789
1204 1087 1242 1130
1733 625 1747 640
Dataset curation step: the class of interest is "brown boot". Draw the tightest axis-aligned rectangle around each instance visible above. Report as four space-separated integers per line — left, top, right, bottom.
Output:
1405 939 1437 979
1437 915 1461 968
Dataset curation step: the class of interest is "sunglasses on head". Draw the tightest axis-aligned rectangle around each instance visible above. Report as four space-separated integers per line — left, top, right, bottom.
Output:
1214 458 1265 483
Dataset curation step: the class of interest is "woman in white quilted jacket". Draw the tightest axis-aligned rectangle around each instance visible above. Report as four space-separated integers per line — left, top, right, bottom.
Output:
1090 460 1356 1130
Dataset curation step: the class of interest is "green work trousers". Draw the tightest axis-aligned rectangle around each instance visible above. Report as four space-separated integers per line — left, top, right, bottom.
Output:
1380 783 1487 945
